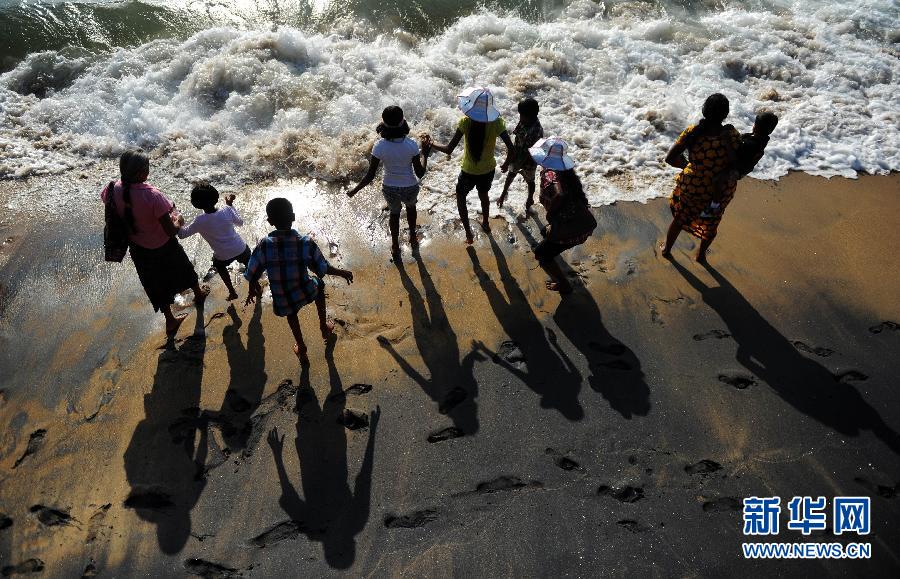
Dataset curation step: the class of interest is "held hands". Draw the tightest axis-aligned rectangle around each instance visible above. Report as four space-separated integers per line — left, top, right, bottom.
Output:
225 194 236 206
420 134 432 157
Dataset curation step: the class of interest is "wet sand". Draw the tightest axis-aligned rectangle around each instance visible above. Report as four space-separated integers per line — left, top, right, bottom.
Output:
1 172 899 576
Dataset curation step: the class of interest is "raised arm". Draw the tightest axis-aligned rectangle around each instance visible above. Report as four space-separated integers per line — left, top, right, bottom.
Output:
429 129 463 157
347 156 381 198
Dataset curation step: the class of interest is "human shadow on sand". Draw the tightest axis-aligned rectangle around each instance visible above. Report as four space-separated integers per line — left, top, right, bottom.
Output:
467 235 584 420
671 259 900 454
377 251 483 435
123 319 208 555
209 302 267 452
268 340 378 569
517 217 651 419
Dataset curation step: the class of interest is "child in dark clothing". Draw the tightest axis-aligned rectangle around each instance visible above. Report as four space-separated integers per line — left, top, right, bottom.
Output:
498 97 544 214
736 112 778 178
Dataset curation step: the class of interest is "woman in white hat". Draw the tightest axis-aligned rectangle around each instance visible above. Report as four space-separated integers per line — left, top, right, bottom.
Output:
347 105 431 256
427 87 513 244
530 137 596 294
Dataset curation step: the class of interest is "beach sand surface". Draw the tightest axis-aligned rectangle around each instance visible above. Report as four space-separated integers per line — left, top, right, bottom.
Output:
0 172 899 576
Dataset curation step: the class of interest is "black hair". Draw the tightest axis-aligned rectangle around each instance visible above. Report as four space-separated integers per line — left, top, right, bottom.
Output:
754 111 779 135
518 97 539 118
191 183 219 211
466 119 487 162
119 149 150 233
699 93 730 130
556 168 588 205
266 197 294 228
376 105 410 140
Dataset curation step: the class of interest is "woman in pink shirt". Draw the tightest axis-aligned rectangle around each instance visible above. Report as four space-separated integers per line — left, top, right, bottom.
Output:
101 150 208 336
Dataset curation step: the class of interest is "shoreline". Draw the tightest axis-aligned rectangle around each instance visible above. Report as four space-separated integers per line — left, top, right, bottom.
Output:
1 171 899 575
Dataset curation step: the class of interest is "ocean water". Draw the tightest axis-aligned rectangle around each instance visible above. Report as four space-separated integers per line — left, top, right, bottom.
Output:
0 0 898 215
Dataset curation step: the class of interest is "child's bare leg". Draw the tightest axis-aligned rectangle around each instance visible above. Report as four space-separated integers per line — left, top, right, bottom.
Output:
525 181 536 212
456 189 474 243
286 312 309 363
388 213 401 255
192 281 210 304
314 289 334 342
660 218 683 257
477 188 491 233
215 262 239 300
696 235 714 264
539 258 573 294
162 304 187 336
407 206 418 247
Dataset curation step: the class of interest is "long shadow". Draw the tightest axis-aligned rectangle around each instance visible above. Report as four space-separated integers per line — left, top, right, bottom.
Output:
377 251 482 435
213 302 267 451
467 235 584 420
519 217 651 419
123 330 208 555
268 340 378 569
670 258 900 454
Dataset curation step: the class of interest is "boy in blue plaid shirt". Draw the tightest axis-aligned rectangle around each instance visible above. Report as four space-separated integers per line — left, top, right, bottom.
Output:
245 198 353 363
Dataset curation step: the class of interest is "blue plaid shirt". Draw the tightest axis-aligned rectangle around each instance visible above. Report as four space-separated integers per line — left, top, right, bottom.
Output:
244 229 329 316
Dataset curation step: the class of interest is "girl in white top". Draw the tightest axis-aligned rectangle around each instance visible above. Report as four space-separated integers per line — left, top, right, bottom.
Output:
347 106 430 256
177 183 251 301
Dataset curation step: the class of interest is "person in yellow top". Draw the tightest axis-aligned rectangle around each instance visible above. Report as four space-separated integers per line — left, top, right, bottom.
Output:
660 93 741 264
427 87 513 244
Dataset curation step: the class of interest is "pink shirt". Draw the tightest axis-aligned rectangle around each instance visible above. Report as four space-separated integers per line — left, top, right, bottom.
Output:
101 180 174 250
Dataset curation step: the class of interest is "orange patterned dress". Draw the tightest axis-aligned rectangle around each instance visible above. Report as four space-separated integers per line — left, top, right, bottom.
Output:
669 124 741 240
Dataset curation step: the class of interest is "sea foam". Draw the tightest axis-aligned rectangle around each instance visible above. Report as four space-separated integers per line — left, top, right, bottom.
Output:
0 0 897 221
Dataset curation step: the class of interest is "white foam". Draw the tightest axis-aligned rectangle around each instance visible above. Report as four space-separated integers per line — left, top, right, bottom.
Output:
0 0 897 224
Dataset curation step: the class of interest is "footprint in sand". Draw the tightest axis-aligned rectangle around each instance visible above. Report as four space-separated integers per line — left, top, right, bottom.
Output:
597 485 645 503
248 521 303 548
616 519 651 533
1 559 45 576
337 409 369 430
685 459 723 475
427 427 464 443
718 373 756 389
545 448 584 472
29 505 72 527
384 509 440 529
0 513 12 531
791 340 834 357
692 330 731 341
868 321 899 334
13 429 47 469
702 497 742 512
833 370 869 384
853 477 897 499
183 559 238 578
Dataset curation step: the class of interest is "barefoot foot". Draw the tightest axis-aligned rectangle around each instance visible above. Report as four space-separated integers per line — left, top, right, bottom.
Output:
166 314 188 337
320 320 335 344
657 242 672 259
226 291 239 301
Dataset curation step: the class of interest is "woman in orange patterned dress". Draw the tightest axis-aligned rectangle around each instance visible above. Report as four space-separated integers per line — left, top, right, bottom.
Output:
660 93 740 263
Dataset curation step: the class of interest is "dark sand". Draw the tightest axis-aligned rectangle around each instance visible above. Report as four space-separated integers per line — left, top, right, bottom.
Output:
1 172 899 576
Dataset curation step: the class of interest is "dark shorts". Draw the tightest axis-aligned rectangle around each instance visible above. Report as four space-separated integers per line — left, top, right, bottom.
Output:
130 237 198 312
456 170 496 195
533 238 579 263
212 245 251 271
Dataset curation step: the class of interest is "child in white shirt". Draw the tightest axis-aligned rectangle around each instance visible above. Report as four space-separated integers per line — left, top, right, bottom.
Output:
177 183 250 301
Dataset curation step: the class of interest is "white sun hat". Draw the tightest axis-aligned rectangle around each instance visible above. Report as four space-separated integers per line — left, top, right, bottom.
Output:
529 137 575 170
457 87 500 122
